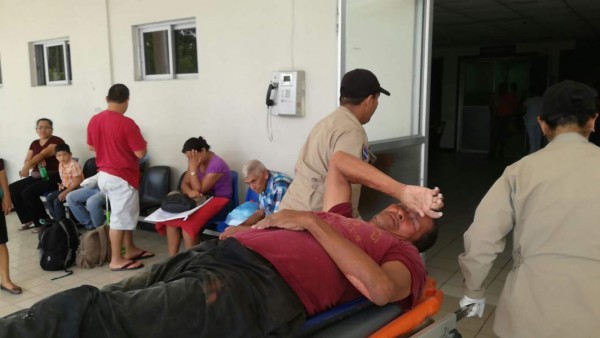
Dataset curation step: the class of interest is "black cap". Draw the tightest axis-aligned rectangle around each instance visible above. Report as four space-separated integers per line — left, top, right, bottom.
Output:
541 80 597 120
340 69 390 99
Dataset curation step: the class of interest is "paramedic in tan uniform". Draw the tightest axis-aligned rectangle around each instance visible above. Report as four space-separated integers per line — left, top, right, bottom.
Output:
280 69 388 217
458 80 600 337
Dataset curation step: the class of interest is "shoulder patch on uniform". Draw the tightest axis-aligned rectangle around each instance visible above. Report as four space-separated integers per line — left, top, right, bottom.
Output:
362 144 369 162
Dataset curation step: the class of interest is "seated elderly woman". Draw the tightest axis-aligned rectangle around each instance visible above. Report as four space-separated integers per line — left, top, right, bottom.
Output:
0 151 443 338
8 118 65 231
156 136 233 256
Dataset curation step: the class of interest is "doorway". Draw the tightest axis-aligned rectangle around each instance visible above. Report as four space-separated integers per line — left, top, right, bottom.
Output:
457 56 547 156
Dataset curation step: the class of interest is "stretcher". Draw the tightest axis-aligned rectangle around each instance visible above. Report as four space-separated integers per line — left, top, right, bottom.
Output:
298 277 468 338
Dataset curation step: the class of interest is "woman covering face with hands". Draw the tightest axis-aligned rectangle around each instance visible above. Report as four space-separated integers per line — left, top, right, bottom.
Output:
162 137 233 256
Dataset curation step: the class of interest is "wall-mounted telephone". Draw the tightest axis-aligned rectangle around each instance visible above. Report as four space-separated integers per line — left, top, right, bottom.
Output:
265 71 305 116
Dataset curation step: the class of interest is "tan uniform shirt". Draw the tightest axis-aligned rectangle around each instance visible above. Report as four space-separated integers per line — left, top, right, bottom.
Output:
459 133 600 338
280 106 370 216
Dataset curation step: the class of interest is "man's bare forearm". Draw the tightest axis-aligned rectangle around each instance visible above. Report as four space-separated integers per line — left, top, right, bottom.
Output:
305 215 409 305
325 151 443 218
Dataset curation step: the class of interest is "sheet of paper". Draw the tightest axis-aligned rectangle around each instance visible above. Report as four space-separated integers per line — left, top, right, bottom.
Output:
143 196 213 223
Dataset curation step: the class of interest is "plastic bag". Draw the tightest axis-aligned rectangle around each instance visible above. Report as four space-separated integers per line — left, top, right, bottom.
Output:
225 201 259 226
81 174 99 189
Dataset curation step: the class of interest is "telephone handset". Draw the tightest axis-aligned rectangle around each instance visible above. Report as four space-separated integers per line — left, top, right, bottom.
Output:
265 82 278 107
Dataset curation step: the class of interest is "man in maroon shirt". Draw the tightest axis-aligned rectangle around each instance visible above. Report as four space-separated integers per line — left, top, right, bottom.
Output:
0 152 442 337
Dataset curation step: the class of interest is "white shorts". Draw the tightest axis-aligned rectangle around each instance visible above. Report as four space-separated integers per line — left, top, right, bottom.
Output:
98 171 139 231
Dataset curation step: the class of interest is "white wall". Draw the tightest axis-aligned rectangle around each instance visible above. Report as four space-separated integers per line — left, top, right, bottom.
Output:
0 0 338 191
0 0 112 182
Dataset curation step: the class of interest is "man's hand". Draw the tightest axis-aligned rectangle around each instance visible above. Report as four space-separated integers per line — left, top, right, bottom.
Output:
253 209 315 231
399 185 444 218
219 226 248 240
459 295 486 318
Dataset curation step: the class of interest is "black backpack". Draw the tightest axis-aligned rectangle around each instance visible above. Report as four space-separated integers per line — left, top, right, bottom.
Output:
38 219 80 278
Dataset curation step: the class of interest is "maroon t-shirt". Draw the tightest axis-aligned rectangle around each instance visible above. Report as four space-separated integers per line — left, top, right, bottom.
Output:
29 136 65 175
0 159 4 171
87 110 147 189
234 203 426 315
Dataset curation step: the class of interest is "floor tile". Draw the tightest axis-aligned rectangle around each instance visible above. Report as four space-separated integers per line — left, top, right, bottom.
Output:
459 329 478 338
456 305 495 332
0 305 22 317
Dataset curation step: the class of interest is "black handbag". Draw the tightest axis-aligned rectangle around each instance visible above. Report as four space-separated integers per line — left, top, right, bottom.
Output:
160 193 197 213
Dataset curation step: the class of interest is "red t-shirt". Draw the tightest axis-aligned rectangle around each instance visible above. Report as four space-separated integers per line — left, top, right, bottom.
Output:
234 204 426 316
87 110 146 189
496 93 518 117
29 136 65 175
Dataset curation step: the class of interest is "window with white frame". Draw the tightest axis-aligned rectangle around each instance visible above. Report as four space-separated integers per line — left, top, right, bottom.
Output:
29 38 72 86
135 18 198 80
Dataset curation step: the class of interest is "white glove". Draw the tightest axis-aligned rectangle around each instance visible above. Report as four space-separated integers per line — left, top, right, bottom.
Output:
459 295 486 318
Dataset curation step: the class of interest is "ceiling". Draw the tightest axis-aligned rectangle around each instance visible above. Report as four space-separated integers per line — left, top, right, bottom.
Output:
432 0 600 48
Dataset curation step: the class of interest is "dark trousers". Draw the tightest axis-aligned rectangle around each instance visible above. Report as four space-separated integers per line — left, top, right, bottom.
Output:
8 175 60 227
0 239 306 338
43 190 65 220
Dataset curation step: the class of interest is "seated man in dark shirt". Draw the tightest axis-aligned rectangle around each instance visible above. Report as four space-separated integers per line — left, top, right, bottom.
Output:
0 151 442 338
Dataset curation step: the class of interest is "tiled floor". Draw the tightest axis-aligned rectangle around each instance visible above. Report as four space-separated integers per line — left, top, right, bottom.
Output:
0 216 171 317
425 148 522 338
0 149 522 337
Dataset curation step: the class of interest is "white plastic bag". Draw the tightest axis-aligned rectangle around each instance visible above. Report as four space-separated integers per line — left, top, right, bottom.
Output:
81 174 99 189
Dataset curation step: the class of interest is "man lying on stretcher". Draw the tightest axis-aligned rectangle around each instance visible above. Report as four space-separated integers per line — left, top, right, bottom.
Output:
0 151 444 338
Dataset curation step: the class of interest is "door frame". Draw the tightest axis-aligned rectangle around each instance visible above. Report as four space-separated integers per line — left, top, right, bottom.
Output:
337 0 433 187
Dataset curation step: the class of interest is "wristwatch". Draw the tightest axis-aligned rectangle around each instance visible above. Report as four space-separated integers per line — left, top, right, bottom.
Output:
190 171 197 176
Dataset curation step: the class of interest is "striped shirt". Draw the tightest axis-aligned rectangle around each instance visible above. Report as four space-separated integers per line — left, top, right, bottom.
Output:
259 170 292 216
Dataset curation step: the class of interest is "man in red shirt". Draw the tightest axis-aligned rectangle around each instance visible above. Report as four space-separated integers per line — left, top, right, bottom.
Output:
87 84 154 271
490 83 518 157
0 151 442 337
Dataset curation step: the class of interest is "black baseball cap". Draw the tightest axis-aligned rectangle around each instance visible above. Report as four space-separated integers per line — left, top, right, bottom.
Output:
541 80 597 120
340 69 390 99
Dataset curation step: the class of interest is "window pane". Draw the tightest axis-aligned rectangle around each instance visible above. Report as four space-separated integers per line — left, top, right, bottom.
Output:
174 27 198 74
66 42 72 81
47 45 66 81
35 44 46 85
143 30 170 75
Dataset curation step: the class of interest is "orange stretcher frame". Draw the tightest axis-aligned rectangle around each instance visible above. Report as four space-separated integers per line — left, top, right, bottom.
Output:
368 276 444 338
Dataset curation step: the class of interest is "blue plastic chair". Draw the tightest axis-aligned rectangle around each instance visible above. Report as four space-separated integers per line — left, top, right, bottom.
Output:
245 188 259 203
